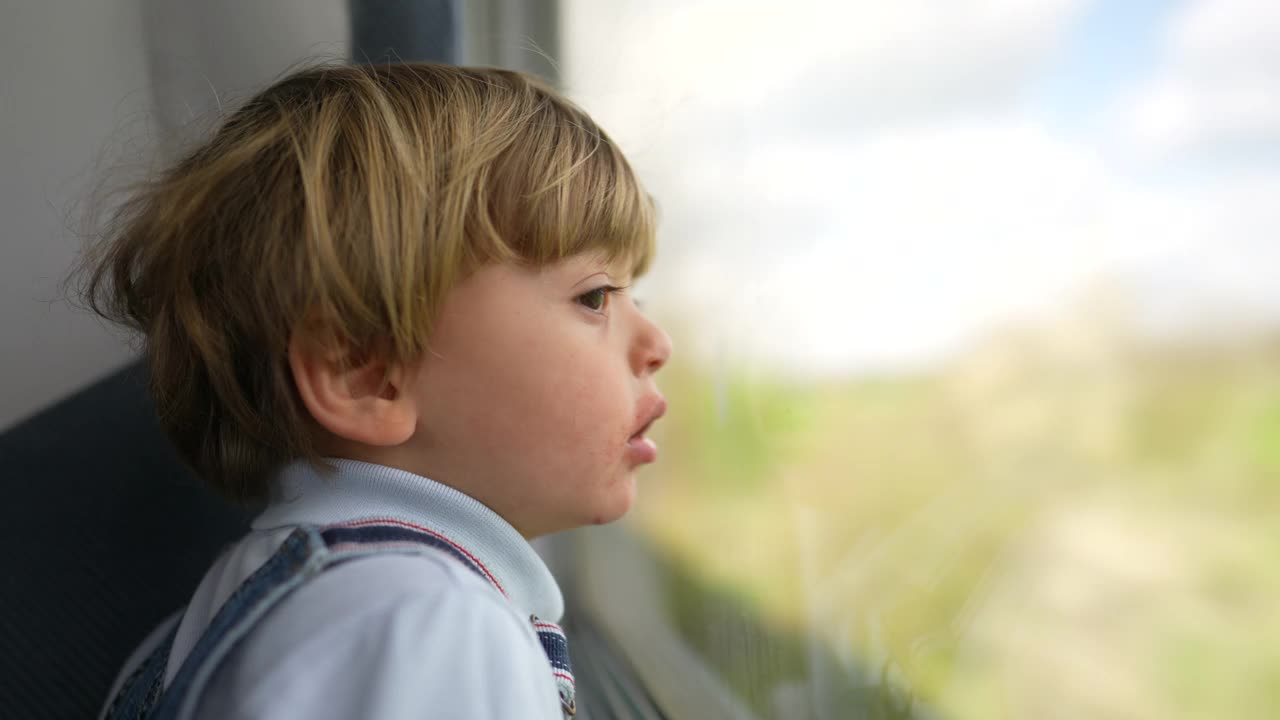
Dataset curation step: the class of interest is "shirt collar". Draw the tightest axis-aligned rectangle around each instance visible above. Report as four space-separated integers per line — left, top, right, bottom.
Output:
252 458 564 622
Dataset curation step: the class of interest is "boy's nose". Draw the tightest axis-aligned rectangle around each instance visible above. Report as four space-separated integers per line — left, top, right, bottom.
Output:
632 316 672 377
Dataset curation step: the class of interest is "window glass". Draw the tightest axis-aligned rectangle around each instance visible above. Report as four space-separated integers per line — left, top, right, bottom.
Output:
564 2 1280 718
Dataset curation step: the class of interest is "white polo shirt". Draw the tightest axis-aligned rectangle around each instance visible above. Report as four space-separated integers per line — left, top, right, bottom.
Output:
105 458 565 720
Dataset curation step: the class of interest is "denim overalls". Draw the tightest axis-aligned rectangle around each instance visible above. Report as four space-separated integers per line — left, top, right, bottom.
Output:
103 521 576 719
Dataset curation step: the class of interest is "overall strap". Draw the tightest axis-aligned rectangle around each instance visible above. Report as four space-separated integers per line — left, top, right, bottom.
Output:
105 521 575 719
321 519 577 717
104 527 327 720
532 616 576 717
152 527 330 720
102 624 177 720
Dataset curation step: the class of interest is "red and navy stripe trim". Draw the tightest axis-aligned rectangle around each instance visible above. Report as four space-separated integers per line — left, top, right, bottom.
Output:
320 518 506 596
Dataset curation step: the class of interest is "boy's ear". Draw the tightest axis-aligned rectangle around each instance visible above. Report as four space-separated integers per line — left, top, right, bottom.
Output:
287 330 419 448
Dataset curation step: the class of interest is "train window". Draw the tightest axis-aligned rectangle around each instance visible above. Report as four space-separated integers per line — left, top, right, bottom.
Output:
562 2 1280 718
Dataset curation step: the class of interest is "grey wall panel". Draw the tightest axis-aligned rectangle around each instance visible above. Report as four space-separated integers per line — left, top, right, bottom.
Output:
0 0 348 432
0 0 152 432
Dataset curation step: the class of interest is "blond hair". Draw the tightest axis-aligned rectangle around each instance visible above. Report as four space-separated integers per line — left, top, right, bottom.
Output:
75 62 656 503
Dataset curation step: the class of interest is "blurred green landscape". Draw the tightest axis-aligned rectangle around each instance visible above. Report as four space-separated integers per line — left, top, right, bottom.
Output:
635 303 1280 719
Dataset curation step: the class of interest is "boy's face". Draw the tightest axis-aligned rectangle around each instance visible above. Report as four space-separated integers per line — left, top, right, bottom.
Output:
396 252 671 538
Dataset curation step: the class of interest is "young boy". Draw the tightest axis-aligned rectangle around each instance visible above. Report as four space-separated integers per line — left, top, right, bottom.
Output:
83 62 671 719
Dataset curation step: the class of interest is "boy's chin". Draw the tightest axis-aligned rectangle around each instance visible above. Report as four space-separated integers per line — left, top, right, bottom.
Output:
586 478 638 527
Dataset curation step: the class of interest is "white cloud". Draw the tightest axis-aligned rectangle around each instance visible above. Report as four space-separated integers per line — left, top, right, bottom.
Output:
646 121 1215 374
1120 0 1280 154
1122 175 1280 336
567 2 1280 374
564 0 1089 141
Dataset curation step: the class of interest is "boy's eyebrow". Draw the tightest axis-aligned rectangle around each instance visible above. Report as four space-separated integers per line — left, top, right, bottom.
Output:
558 253 632 288
571 270 613 288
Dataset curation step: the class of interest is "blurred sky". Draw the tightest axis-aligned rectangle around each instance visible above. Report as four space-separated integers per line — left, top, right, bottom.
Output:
562 0 1280 375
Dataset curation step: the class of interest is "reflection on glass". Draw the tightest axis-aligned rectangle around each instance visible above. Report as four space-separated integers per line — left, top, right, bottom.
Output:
565 1 1280 718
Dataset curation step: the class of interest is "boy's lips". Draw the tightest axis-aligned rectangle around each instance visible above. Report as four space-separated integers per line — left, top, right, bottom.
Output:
627 395 667 464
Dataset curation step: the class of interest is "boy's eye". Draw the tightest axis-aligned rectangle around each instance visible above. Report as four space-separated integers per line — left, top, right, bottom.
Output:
576 285 622 313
